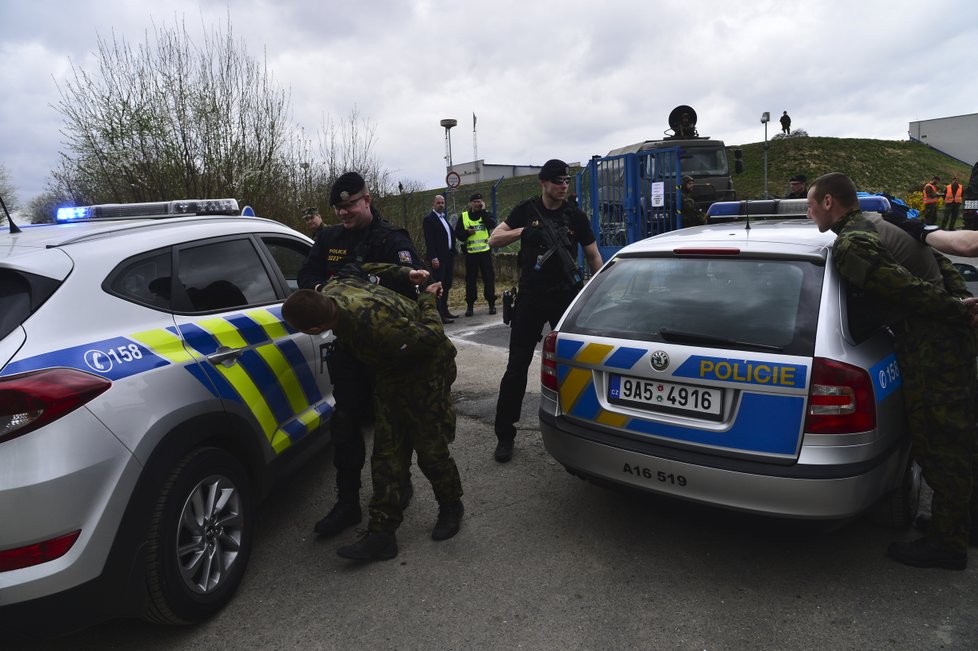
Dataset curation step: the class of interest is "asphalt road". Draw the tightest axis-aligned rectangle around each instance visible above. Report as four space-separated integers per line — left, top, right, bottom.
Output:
20 309 978 650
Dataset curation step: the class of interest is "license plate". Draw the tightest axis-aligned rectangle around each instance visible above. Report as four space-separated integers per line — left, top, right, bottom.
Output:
965 200 978 210
609 375 723 420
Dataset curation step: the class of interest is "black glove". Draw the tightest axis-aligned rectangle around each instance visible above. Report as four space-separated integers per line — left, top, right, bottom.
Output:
890 217 935 244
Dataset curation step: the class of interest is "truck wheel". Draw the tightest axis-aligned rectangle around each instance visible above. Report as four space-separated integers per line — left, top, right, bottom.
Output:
868 459 921 530
143 447 253 624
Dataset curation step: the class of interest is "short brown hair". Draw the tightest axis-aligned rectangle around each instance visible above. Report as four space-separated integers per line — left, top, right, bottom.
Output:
810 172 858 210
282 289 335 331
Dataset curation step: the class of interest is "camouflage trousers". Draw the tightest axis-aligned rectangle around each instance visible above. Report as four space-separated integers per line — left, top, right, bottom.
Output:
367 343 463 533
894 318 978 552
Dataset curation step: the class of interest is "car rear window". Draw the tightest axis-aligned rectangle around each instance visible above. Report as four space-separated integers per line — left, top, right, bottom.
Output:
0 269 62 341
561 255 823 356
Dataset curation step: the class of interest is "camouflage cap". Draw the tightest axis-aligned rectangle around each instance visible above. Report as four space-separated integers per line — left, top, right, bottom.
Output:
302 206 320 218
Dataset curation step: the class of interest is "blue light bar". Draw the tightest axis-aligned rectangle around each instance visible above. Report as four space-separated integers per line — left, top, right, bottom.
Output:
55 198 240 222
707 195 893 218
56 206 93 221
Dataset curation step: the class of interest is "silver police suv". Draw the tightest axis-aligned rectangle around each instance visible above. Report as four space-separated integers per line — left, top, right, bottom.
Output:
0 200 333 635
540 196 920 527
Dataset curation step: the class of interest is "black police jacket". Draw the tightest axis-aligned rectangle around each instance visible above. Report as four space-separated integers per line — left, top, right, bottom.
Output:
297 208 422 299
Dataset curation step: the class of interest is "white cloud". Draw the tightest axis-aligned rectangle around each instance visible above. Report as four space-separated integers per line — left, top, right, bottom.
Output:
2 0 976 204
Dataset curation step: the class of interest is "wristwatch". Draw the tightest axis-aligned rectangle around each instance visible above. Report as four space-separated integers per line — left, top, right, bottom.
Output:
922 224 939 242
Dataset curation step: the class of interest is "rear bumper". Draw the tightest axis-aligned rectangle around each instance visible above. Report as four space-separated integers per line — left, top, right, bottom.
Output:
540 409 909 520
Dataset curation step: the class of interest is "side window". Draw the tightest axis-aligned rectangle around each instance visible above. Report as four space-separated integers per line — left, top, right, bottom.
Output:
262 236 311 292
109 251 173 311
176 238 277 312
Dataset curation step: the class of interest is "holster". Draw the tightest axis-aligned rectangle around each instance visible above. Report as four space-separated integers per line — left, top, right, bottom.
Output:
502 287 517 325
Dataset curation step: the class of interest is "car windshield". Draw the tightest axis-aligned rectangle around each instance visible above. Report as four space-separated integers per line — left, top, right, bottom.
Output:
561 255 823 356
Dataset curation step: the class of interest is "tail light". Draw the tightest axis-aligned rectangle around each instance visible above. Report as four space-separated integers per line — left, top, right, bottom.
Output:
804 357 876 434
0 368 112 444
541 332 559 392
0 530 81 572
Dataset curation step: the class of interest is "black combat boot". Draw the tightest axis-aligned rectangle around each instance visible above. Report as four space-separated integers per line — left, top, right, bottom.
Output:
464 305 474 317
336 530 398 561
913 514 978 546
494 438 514 463
887 536 967 570
488 304 497 315
431 501 465 540
313 498 362 537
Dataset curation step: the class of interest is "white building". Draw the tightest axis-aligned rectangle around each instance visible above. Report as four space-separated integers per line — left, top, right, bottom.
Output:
908 113 978 166
451 159 580 184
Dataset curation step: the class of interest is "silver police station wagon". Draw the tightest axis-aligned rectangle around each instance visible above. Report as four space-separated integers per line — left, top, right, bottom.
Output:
540 196 920 527
0 200 334 635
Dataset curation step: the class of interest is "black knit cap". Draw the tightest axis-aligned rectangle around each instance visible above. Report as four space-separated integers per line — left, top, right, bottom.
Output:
789 174 807 183
469 192 483 201
329 172 367 206
538 159 570 182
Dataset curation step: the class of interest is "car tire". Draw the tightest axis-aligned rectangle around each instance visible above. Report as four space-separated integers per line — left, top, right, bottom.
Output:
143 446 254 625
867 459 921 530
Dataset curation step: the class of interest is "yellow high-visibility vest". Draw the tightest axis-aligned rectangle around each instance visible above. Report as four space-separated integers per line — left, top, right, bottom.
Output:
461 211 490 253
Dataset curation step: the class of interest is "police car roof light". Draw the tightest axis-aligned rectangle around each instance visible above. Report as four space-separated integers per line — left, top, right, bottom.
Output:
56 198 240 222
706 195 892 219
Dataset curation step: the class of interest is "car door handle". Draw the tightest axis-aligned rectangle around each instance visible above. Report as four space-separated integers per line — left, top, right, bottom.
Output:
207 346 244 367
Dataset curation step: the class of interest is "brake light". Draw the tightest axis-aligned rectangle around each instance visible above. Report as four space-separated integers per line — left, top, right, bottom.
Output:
804 357 876 434
0 530 81 572
542 332 559 392
0 369 112 444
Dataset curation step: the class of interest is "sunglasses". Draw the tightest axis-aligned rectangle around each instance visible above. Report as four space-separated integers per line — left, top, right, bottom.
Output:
550 177 571 185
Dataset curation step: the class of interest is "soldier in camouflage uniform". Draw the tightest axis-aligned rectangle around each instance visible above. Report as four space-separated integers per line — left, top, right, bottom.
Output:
808 172 978 570
282 263 464 562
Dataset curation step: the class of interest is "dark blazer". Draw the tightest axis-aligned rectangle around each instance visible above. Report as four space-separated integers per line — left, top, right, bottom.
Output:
422 211 456 265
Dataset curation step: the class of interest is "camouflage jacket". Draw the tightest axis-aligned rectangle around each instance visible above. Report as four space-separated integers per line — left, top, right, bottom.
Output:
831 210 972 325
321 263 452 376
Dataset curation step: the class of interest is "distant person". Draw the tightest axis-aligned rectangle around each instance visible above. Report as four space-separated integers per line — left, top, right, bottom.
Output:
780 111 791 135
679 175 705 227
282 264 464 562
922 175 941 225
455 192 497 317
941 176 964 230
784 174 808 199
487 159 603 462
303 206 326 238
423 195 459 323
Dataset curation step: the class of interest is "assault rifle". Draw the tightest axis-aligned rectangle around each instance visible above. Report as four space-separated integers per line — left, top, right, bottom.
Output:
531 205 582 286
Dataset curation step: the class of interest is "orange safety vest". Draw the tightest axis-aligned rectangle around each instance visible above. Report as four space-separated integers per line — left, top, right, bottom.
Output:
923 183 940 204
945 183 963 204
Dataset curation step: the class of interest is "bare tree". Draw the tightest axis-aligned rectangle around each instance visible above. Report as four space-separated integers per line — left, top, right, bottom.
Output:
0 163 18 224
51 13 294 217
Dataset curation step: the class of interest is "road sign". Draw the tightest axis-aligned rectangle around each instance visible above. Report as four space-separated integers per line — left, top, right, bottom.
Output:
446 171 461 188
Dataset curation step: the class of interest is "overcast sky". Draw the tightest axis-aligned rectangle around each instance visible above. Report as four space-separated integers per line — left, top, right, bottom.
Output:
2 0 976 210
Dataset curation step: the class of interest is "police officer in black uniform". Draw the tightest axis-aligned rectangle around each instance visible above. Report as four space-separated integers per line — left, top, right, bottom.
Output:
297 171 423 536
487 159 603 462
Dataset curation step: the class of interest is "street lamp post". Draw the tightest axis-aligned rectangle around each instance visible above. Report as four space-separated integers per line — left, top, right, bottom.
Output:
440 118 458 215
760 112 770 199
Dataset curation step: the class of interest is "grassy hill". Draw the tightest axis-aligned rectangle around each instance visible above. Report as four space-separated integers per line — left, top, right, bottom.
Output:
727 136 973 201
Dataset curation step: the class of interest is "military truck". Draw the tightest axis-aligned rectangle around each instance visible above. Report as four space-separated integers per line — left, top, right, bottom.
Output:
606 105 742 205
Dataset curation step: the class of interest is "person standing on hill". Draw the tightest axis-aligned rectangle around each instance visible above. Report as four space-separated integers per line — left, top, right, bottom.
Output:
941 176 964 230
923 175 941 225
780 111 791 135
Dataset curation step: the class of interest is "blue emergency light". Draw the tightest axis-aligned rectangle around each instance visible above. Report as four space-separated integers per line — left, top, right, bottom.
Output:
55 198 240 222
707 195 893 219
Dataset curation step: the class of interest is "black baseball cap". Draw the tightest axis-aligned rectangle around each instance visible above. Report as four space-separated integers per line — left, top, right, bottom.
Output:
539 159 570 182
789 175 807 183
469 192 483 201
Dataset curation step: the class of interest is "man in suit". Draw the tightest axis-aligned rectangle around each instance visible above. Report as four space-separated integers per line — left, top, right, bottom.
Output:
423 194 458 323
